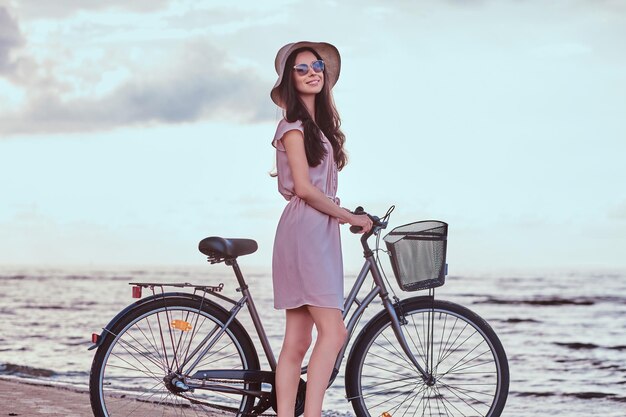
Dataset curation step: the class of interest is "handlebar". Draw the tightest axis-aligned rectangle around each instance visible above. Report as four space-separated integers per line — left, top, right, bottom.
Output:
348 205 394 255
349 205 394 239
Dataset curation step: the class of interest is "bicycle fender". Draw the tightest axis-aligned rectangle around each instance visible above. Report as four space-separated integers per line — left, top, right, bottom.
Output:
346 295 433 364
88 291 227 351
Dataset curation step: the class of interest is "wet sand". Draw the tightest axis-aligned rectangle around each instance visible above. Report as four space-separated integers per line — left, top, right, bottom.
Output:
0 378 236 416
0 377 92 416
0 378 230 417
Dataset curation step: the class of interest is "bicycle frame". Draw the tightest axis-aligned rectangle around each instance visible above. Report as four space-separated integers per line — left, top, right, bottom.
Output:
179 232 429 387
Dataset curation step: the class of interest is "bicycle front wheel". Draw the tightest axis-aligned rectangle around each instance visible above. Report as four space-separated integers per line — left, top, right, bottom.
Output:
90 295 260 417
346 298 509 417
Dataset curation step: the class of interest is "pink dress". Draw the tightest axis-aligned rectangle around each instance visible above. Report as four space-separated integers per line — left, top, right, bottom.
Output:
271 118 344 311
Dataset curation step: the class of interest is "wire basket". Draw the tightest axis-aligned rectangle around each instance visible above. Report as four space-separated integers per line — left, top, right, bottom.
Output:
383 220 448 291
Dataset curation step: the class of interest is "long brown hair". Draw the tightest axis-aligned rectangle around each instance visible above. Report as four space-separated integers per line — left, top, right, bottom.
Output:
277 47 348 170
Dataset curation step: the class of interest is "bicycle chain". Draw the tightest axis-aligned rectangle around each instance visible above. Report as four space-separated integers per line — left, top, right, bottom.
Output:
176 378 278 417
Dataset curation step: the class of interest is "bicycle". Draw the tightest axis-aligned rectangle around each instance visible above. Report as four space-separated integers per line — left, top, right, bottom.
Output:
89 206 509 417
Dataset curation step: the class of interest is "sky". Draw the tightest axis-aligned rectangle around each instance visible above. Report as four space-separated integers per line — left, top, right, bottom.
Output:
0 0 625 274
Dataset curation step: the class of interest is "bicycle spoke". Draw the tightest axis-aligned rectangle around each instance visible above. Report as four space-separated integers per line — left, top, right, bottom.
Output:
445 351 492 375
395 385 426 417
182 323 230 376
439 380 494 401
427 389 434 417
368 383 423 410
196 339 239 366
350 302 507 417
163 307 184 372
437 317 459 368
433 388 443 417
433 384 468 417
175 308 211 378
444 354 492 375
364 345 416 371
375 330 417 368
399 384 422 417
105 360 162 386
118 379 168 416
111 339 165 380
398 379 430 417
131 319 166 371
94 301 257 417
360 373 415 383
433 386 454 417
145 316 168 372
406 313 428 362
418 383 428 416
181 314 209 368
359 377 422 397
438 381 490 414
438 333 485 372
122 326 169 370
415 312 428 362
437 323 470 366
361 361 417 380
436 313 449 373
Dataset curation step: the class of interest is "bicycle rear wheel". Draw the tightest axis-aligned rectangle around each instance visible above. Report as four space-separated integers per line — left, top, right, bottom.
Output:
346 298 509 417
90 295 260 417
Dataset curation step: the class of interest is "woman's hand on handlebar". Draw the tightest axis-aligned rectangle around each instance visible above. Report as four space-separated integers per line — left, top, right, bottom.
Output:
346 211 373 234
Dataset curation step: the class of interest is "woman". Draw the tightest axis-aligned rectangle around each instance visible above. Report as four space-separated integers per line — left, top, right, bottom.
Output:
270 41 372 417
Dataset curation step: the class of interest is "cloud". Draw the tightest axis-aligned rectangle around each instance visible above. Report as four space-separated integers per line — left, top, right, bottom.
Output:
9 0 172 19
0 3 280 136
0 7 24 75
0 41 274 135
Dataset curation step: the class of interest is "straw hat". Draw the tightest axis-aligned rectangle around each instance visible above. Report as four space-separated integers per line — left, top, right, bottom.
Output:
270 41 341 108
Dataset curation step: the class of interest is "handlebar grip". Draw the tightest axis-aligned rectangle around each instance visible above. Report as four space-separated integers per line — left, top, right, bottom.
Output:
349 206 366 233
350 225 363 234
350 206 364 233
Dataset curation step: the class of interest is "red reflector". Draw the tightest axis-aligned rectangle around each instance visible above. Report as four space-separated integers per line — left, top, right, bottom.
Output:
92 333 99 344
132 286 142 298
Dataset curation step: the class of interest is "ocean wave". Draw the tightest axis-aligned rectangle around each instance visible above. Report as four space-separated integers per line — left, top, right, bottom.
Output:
516 391 554 397
498 317 541 323
564 392 626 402
0 275 27 280
473 296 626 306
515 391 626 403
555 342 626 351
34 300 99 308
0 307 16 315
0 363 56 377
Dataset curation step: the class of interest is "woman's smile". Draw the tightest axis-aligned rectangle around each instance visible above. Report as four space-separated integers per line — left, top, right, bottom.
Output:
292 50 325 97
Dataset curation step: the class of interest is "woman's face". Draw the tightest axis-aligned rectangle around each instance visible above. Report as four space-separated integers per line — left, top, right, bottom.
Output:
291 50 324 97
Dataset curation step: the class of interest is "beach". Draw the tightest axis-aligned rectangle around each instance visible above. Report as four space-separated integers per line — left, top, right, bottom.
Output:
0 378 92 417
1 267 625 416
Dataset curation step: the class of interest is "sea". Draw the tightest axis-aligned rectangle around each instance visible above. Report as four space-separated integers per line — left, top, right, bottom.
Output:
0 264 625 416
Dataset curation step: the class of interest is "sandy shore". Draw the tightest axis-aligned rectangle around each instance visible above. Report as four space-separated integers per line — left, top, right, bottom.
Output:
0 377 352 417
0 378 92 417
0 378 226 416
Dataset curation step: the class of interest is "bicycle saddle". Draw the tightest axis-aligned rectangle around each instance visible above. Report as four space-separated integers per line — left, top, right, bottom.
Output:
198 237 258 258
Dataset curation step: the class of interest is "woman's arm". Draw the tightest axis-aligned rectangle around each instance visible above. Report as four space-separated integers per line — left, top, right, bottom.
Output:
282 130 372 233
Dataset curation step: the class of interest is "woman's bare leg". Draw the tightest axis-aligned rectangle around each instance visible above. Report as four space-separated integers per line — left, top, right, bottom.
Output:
276 306 314 417
303 306 347 417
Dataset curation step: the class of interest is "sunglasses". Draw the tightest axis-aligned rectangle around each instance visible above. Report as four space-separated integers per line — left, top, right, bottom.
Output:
293 60 325 76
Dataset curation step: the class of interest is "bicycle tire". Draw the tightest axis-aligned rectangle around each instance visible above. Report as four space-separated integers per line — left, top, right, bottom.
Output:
90 295 260 417
346 298 509 417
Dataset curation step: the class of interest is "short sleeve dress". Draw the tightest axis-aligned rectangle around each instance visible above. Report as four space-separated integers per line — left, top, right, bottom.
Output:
271 118 344 311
